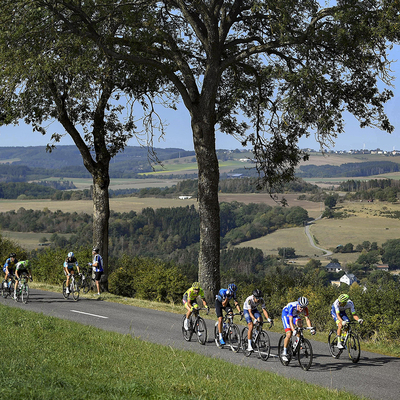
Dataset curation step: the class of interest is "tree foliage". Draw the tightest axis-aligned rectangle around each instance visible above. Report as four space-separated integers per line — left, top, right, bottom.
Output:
1 0 399 300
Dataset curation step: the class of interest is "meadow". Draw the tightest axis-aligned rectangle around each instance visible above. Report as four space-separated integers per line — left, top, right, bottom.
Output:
0 304 363 400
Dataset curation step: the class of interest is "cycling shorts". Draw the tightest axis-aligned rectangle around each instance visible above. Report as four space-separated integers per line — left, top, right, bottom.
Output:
243 309 261 324
215 299 233 318
331 310 350 324
281 313 302 332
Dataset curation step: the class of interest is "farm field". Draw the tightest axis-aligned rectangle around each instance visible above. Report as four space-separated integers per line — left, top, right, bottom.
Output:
236 200 400 267
1 230 72 251
35 177 180 191
0 193 322 215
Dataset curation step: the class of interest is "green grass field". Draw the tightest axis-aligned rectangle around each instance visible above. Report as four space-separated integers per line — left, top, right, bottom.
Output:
0 303 365 400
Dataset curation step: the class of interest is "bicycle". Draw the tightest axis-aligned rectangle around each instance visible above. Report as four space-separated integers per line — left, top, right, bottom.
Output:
328 321 361 363
278 326 315 370
78 266 95 294
214 311 242 352
62 273 80 301
14 273 30 304
241 320 273 361
182 307 209 345
1 276 15 299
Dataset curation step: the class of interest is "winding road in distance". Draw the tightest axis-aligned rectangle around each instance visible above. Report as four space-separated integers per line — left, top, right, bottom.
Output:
1 288 399 400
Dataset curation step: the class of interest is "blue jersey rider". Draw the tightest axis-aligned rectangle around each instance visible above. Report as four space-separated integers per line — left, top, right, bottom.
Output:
331 293 363 349
215 283 242 346
281 297 315 361
3 253 18 283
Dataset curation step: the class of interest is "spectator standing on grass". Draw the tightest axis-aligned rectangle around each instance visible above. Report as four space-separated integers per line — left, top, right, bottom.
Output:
88 247 103 296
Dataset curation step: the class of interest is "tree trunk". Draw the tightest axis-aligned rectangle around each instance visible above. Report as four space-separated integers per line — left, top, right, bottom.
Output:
92 171 110 279
192 116 220 303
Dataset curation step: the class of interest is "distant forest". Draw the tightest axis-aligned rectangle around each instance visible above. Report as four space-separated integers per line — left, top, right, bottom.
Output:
0 177 321 200
297 161 400 178
0 203 309 279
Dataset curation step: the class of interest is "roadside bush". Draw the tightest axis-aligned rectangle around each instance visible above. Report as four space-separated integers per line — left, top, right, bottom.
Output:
0 234 28 267
108 255 189 303
29 246 92 284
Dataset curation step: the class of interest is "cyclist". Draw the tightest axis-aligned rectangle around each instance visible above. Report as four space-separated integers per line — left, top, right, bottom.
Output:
88 247 103 296
331 293 363 349
3 253 18 284
182 281 209 330
63 252 80 294
243 289 272 352
14 260 32 299
281 296 315 362
215 283 243 346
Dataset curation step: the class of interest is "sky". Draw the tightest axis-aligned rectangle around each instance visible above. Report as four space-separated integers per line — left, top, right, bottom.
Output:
1 47 400 153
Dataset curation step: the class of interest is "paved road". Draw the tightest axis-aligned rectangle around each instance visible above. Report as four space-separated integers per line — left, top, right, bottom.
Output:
1 289 399 400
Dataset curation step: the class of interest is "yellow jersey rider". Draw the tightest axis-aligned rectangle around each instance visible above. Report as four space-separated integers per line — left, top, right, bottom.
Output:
182 282 209 330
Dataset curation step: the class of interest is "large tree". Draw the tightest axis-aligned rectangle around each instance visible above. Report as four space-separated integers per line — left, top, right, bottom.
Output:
2 0 399 300
0 2 165 276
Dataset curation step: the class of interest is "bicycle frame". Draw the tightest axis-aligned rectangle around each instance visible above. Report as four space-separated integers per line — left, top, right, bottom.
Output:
278 326 315 370
182 307 209 345
215 311 242 351
328 321 361 363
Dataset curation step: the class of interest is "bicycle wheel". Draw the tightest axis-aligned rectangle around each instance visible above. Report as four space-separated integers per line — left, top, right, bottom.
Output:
62 281 69 299
214 323 223 348
81 276 91 294
72 280 80 301
228 324 241 353
182 315 193 342
256 330 271 361
241 327 252 356
21 284 29 304
195 317 207 345
1 280 9 298
278 334 292 366
328 330 342 358
297 338 313 370
347 332 361 363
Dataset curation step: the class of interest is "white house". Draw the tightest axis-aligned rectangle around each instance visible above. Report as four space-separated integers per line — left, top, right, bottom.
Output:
178 195 192 200
340 273 358 286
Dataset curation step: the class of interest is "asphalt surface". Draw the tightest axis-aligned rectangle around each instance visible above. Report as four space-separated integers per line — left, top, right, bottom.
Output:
1 288 399 400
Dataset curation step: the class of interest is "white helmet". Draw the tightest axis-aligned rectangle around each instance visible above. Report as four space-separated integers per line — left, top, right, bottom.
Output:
68 252 74 258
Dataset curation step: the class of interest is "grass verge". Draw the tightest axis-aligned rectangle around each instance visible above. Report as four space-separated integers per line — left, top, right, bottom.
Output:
0 304 363 400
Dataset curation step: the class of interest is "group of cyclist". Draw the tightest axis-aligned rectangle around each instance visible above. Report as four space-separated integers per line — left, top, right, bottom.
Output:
64 247 104 296
182 281 363 357
2 247 104 299
2 253 32 299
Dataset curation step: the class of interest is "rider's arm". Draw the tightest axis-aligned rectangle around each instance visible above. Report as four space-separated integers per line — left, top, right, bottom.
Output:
262 308 270 321
234 300 241 313
289 315 295 331
305 315 312 328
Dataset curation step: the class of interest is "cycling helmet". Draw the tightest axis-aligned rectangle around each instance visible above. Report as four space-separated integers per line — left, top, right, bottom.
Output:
9 253 16 258
92 247 99 253
338 293 349 303
228 283 237 293
68 252 74 258
252 289 263 299
192 282 200 290
25 260 31 267
297 296 309 307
